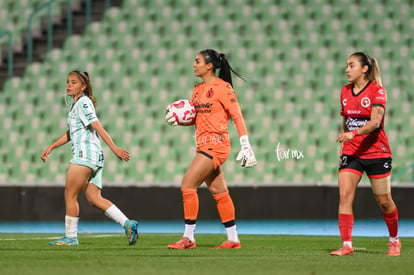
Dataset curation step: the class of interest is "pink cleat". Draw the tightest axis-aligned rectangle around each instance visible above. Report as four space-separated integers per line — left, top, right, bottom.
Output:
167 237 196 249
330 245 354 256
212 240 241 249
387 239 401 256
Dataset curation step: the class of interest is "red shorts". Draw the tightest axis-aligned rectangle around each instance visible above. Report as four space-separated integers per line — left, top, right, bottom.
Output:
196 133 231 169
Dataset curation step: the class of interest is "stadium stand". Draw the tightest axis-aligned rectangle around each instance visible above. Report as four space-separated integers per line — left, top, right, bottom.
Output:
0 0 65 45
0 0 413 185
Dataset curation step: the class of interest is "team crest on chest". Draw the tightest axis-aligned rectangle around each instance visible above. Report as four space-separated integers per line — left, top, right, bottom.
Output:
361 96 371 108
206 88 214 98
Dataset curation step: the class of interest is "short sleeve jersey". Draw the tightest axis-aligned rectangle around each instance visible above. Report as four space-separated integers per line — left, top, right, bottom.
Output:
191 78 247 144
340 81 391 159
67 95 104 166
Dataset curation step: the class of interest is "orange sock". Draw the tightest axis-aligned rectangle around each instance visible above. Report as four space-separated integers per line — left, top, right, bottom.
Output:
181 188 199 221
213 191 235 225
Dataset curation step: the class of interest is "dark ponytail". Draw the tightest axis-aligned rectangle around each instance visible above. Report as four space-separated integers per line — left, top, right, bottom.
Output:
70 70 97 107
200 49 244 86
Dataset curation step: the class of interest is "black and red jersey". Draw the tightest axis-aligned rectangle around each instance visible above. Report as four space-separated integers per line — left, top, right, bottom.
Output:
340 81 391 159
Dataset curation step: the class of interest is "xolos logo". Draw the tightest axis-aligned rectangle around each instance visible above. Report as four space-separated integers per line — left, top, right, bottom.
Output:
361 97 371 108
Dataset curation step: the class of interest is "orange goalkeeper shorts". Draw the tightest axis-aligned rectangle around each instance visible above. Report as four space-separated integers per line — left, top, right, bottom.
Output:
196 133 231 169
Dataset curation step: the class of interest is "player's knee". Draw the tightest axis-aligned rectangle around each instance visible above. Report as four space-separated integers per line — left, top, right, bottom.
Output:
339 190 354 202
181 176 200 189
379 201 394 213
64 191 79 202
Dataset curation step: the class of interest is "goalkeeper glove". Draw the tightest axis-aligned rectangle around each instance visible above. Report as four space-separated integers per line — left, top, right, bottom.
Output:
236 135 257 168
165 105 178 126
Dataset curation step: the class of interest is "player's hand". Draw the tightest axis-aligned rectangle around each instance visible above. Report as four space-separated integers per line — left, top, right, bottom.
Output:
41 147 53 162
165 105 178 126
113 146 129 161
336 132 355 143
236 135 257 168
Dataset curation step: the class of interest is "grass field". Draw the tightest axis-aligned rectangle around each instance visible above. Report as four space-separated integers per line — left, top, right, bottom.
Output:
0 234 412 275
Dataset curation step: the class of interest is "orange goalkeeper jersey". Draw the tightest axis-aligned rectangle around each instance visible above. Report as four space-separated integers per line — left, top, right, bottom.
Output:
191 77 247 145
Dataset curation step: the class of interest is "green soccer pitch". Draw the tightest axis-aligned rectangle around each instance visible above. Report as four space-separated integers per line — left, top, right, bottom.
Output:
0 234 412 275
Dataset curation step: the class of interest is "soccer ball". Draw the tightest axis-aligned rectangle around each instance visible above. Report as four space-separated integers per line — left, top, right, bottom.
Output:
167 99 196 124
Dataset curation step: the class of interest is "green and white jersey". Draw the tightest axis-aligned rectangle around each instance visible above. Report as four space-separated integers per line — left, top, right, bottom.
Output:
67 94 104 167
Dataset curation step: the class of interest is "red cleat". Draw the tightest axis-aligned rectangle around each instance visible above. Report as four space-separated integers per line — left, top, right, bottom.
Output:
387 239 401 256
167 237 196 249
212 240 241 249
330 245 354 256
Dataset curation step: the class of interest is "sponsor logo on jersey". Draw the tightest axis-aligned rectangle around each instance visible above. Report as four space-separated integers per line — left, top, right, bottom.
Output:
361 96 371 108
347 110 361 115
346 117 369 130
378 88 385 95
197 134 224 146
194 102 213 109
342 98 347 106
193 101 213 113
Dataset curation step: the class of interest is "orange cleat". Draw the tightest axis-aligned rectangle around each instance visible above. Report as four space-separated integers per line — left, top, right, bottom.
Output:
330 245 354 256
387 239 401 256
212 240 241 249
167 237 196 249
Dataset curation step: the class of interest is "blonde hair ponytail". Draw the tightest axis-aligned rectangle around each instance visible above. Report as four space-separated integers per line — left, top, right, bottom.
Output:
368 57 382 87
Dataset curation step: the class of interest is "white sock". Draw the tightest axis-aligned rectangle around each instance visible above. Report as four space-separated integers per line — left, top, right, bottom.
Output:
65 215 79 238
183 224 196 242
343 241 353 248
104 205 129 227
389 237 399 243
226 225 239 243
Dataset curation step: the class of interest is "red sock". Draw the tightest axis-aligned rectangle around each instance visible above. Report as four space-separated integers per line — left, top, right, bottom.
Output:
213 191 235 223
383 207 399 238
181 188 199 221
338 214 354 242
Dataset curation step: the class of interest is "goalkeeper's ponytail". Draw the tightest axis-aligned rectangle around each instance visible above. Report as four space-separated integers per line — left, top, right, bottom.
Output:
200 49 245 86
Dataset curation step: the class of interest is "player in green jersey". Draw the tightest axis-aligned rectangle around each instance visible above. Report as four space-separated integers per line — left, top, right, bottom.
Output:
41 71 138 246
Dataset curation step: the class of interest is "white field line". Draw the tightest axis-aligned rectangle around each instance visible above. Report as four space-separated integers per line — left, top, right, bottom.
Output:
0 234 121 241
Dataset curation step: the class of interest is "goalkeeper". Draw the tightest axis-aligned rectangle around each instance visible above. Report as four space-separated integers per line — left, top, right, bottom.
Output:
165 49 256 249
